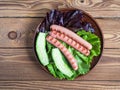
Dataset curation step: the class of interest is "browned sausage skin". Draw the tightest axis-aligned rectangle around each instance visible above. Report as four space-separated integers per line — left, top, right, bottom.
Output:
49 30 90 56
46 35 78 70
50 25 92 50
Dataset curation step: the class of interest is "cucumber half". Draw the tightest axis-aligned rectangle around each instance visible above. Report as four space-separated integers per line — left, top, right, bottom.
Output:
36 32 49 66
52 48 73 77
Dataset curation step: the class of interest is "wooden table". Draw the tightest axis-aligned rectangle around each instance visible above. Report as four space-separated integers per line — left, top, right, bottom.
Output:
0 0 120 90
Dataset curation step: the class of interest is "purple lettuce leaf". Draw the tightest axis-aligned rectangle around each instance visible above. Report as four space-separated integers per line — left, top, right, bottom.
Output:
38 9 95 33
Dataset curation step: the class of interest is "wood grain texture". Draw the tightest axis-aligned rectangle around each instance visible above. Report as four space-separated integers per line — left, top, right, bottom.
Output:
0 0 120 17
0 48 119 81
0 18 120 48
0 18 40 48
0 81 120 90
0 0 119 89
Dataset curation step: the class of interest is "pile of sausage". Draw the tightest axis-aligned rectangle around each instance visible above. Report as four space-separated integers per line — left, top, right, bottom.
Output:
46 25 92 70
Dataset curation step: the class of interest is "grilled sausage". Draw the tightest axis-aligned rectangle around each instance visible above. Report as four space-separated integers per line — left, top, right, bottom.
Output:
46 35 78 70
49 30 90 56
50 25 92 50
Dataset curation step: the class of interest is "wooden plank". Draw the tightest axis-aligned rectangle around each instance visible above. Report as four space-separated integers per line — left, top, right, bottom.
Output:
0 81 120 90
0 0 120 17
0 18 41 48
0 18 120 48
0 48 120 81
96 18 120 49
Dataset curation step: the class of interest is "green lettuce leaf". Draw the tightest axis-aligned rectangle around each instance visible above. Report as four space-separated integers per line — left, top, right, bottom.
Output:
46 30 101 80
47 63 57 77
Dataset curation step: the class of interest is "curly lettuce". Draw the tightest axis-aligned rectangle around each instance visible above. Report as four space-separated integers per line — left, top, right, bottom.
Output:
46 30 101 80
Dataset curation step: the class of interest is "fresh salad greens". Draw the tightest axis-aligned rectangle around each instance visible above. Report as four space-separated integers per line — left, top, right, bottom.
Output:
35 9 101 80
35 30 101 80
39 9 95 33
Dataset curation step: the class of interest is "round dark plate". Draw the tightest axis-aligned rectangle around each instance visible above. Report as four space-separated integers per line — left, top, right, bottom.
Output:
33 9 104 79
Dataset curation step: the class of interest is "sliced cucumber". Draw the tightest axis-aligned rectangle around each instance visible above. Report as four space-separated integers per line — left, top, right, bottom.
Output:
36 32 49 66
52 48 73 77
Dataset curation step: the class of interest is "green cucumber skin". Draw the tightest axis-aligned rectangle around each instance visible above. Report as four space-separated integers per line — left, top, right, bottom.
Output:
52 48 73 77
36 32 49 66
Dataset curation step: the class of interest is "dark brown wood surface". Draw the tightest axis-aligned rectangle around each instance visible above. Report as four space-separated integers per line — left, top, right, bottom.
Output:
0 0 120 90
